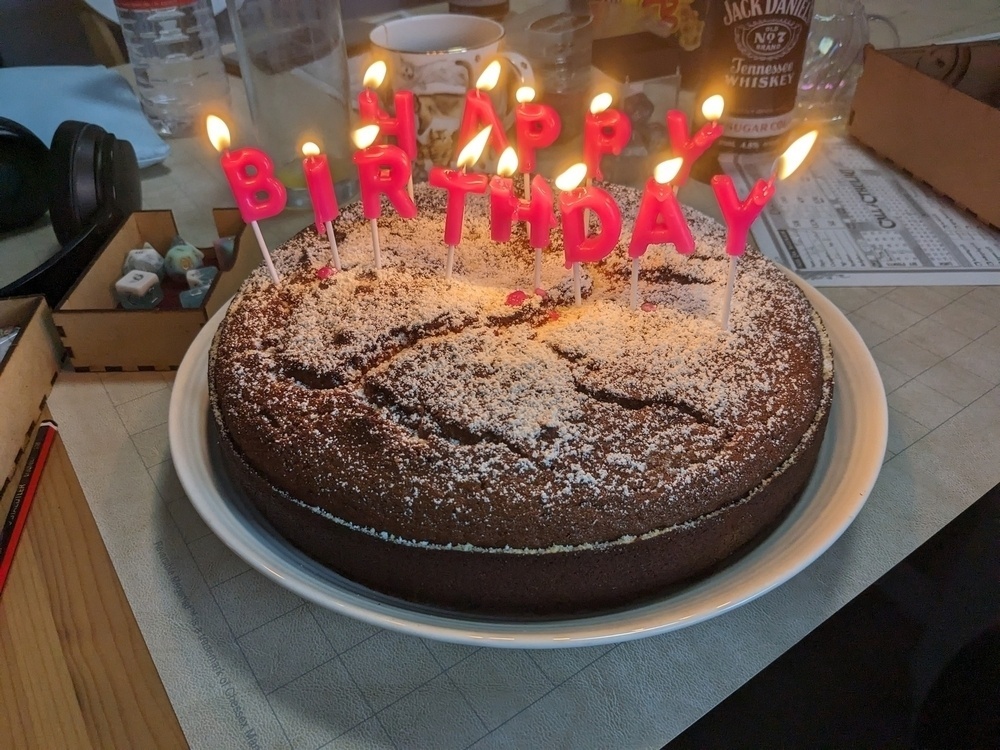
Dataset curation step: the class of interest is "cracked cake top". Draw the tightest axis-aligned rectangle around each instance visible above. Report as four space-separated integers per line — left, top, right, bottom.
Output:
210 182 829 551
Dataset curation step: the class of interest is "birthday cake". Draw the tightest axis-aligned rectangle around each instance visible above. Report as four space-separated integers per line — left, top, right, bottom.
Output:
208 182 834 615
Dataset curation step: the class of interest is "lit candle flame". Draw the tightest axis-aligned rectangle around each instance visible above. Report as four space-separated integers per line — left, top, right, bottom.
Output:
476 60 502 92
363 60 387 89
497 147 518 177
589 92 612 115
515 86 536 104
774 130 819 181
457 125 492 170
206 115 231 152
301 141 320 157
352 124 381 150
554 163 588 191
701 94 725 122
653 157 684 185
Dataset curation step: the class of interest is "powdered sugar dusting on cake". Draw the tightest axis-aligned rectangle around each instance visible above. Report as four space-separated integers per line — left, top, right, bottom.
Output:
211 182 830 549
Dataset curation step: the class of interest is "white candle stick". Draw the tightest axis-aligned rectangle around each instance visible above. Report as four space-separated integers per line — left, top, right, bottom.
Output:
446 244 456 279
523 172 530 199
630 257 640 310
573 262 582 305
324 220 341 272
369 219 382 270
251 220 281 284
534 248 542 292
720 255 738 331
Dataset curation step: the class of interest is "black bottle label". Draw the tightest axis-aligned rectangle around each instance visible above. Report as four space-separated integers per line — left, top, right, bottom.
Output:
701 0 814 152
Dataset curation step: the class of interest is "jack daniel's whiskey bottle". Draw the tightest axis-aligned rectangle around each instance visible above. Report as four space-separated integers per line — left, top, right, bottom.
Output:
699 0 815 152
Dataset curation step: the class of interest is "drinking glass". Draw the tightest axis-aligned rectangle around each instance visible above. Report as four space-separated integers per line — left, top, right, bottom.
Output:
226 0 358 207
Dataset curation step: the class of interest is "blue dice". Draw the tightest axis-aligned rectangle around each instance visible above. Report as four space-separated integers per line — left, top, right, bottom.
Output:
164 236 205 281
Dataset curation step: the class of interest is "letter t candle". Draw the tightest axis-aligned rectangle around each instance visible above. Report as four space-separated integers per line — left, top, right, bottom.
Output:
207 115 286 285
429 126 492 279
712 131 818 331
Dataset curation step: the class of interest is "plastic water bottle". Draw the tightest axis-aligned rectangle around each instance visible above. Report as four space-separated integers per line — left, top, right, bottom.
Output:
115 0 230 138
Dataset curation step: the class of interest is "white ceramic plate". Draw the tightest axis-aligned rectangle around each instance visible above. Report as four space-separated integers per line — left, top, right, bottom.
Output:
169 279 887 647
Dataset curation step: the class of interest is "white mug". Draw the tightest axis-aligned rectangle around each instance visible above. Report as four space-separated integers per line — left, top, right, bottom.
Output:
369 14 534 173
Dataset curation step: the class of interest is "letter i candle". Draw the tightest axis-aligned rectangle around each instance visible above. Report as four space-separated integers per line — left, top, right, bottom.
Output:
300 141 341 272
206 116 286 285
628 157 691 310
429 126 492 279
555 163 623 305
712 131 818 331
358 60 417 200
352 124 418 270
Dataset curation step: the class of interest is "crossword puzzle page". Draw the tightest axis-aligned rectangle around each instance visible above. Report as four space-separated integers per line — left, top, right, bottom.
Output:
723 138 1000 286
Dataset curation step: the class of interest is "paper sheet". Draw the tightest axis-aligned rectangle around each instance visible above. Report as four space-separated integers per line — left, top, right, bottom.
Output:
722 138 1000 286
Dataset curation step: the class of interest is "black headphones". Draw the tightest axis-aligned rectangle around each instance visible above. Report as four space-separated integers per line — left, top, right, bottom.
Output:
0 118 142 306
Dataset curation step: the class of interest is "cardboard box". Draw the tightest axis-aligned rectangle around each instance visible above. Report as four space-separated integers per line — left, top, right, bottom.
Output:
0 296 62 494
53 209 255 372
849 42 1000 229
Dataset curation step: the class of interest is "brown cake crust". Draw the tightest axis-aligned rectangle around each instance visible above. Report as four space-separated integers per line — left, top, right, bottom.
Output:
209 182 834 615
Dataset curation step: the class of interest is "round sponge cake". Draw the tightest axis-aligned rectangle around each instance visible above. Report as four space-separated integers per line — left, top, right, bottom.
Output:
209 182 833 615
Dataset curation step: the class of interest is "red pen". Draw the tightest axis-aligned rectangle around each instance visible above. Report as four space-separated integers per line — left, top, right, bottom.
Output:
0 420 58 594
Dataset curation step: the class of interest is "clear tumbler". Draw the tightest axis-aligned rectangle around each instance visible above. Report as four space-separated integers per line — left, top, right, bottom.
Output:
226 0 357 207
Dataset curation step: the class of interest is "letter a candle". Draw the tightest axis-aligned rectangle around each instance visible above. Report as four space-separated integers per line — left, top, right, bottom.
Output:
301 141 341 272
628 157 692 310
457 61 510 160
712 130 818 331
207 115 286 285
352 124 418 270
429 126 491 279
358 60 417 200
555 162 623 305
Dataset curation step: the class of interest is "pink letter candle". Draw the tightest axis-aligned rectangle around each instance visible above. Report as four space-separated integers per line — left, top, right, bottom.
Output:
489 148 557 292
358 61 417 200
301 141 341 272
429 126 491 278
712 130 818 331
666 95 725 188
514 86 561 196
489 147 520 243
352 124 418 270
583 93 632 183
555 163 623 305
207 115 285 285
628 158 692 309
457 61 510 160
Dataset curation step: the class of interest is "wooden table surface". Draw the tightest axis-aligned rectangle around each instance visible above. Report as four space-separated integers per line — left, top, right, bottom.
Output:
0 417 187 749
